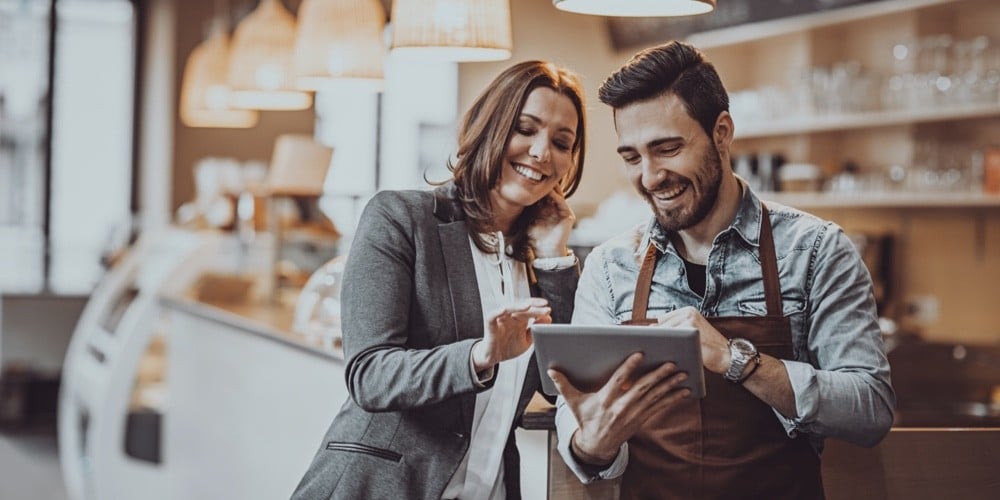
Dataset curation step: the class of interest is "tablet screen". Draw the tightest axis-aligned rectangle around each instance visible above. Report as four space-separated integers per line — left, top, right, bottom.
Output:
530 323 706 398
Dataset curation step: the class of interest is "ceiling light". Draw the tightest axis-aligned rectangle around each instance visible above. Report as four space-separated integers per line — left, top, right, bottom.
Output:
179 18 259 128
553 0 716 17
390 0 512 62
293 0 386 92
227 0 312 110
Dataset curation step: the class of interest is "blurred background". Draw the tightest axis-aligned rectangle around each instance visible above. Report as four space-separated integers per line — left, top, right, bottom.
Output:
0 0 998 499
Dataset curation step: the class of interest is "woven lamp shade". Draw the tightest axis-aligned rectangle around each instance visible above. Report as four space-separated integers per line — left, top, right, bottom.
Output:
267 134 334 197
180 20 259 128
553 0 715 17
294 0 387 91
227 0 312 110
390 0 512 62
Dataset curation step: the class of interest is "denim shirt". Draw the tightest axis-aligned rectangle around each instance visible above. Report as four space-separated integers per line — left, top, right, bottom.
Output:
557 185 895 482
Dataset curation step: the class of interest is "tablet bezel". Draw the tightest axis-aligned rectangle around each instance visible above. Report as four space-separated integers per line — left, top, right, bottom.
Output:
530 323 706 398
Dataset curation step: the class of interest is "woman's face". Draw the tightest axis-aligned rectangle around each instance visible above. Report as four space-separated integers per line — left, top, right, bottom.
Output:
490 86 578 221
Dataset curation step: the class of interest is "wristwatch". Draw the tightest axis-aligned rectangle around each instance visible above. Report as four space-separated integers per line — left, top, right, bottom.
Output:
724 338 760 383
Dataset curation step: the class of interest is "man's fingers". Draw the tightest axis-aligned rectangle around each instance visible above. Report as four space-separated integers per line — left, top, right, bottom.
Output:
547 368 581 398
605 352 644 393
630 361 681 394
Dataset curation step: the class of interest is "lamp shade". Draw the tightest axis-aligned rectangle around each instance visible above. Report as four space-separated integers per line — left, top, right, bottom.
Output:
267 134 334 197
179 19 259 128
553 0 716 17
294 0 386 91
227 0 312 110
390 0 512 62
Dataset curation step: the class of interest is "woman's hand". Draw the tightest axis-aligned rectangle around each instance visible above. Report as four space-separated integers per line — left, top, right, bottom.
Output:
528 185 576 258
472 298 552 371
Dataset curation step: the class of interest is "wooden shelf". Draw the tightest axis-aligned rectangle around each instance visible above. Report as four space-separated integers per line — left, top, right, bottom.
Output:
761 191 1000 209
687 0 958 50
735 103 1000 139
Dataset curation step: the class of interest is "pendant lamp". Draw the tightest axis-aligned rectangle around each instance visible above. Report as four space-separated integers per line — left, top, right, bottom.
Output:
180 16 259 128
553 0 716 17
293 0 387 92
390 0 512 62
227 0 312 110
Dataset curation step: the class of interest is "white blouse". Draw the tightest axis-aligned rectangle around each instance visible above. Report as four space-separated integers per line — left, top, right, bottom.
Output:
441 233 533 500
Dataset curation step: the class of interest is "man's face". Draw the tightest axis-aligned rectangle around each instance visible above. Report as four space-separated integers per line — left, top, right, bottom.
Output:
614 93 722 232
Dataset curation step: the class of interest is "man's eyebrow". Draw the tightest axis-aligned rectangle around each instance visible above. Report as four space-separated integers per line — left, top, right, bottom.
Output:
616 136 683 155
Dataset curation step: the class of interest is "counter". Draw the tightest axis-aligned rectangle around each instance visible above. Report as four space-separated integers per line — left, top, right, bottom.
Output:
157 293 347 500
159 292 551 500
522 402 1000 500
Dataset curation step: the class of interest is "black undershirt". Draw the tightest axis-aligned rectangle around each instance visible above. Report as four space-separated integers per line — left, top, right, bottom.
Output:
682 258 707 297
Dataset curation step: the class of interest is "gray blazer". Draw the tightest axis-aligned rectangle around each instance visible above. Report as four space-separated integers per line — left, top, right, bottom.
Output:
292 184 578 500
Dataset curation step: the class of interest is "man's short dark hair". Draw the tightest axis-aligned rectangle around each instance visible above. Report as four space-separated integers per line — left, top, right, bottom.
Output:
599 41 729 138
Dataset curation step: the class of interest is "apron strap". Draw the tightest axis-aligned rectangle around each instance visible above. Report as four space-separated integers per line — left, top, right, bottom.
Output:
758 204 783 317
630 243 660 323
629 203 783 323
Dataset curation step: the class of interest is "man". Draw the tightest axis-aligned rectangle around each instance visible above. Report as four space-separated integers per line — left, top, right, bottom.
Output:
549 41 895 499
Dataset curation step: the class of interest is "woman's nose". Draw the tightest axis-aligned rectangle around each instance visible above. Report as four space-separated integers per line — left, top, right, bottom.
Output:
529 140 550 163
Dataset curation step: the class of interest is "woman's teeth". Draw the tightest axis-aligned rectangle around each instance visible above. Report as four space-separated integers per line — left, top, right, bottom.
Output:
514 164 546 181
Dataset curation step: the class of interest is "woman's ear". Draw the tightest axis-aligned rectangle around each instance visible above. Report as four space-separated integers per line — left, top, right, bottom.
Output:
713 111 734 149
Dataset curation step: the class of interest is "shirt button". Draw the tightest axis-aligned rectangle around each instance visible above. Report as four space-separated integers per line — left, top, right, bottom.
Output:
453 432 466 440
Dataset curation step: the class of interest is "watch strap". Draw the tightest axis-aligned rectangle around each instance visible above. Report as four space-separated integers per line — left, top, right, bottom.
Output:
736 354 762 385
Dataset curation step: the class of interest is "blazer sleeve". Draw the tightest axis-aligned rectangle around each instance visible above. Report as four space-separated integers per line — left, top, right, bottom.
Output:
532 264 579 324
340 192 486 413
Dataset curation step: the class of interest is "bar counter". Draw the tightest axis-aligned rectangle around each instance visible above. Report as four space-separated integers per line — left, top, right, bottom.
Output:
521 398 1000 500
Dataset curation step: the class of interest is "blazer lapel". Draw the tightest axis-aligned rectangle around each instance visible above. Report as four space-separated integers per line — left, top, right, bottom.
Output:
434 185 484 432
437 221 483 343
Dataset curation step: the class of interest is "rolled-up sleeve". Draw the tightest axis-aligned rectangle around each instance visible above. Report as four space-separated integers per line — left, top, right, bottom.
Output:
555 394 629 483
777 225 896 447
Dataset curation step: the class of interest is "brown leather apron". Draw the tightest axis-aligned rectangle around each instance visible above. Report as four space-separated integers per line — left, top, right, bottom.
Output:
620 205 824 500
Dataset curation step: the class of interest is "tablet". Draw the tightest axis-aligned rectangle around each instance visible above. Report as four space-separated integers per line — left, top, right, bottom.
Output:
531 323 706 398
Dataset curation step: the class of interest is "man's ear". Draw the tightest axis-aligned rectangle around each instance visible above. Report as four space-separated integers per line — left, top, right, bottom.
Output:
713 111 734 150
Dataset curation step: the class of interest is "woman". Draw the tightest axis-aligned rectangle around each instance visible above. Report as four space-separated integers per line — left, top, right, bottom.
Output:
292 61 586 500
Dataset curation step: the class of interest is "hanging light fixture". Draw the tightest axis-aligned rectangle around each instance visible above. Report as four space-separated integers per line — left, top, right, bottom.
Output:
293 0 387 92
553 0 716 17
227 0 312 110
390 0 512 62
180 15 259 128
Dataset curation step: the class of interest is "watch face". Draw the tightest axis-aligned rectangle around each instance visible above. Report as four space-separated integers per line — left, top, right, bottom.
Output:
731 338 756 356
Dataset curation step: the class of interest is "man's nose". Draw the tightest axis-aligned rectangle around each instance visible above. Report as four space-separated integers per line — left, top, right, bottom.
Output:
641 160 665 191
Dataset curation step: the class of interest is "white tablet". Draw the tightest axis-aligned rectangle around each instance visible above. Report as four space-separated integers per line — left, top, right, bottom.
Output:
531 323 706 398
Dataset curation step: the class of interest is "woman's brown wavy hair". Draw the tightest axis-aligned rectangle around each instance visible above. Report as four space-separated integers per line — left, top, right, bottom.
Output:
444 61 586 261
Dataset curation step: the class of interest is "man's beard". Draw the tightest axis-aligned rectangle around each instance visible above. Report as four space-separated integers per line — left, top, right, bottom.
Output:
647 145 723 232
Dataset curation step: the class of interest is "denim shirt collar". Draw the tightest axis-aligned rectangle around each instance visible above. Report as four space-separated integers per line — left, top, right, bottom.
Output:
642 177 763 257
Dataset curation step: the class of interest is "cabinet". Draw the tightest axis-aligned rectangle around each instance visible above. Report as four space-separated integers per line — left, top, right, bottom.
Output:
692 0 1000 209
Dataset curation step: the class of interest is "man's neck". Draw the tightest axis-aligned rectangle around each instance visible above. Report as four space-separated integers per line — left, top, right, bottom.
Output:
670 173 742 265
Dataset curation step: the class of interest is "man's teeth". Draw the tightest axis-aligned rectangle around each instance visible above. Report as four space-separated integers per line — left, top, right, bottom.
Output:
653 184 687 200
514 165 545 181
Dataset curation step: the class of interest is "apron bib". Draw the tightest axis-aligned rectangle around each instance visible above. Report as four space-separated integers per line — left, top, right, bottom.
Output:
620 205 824 500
